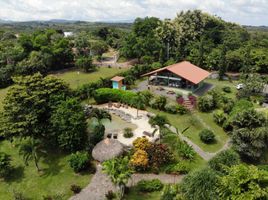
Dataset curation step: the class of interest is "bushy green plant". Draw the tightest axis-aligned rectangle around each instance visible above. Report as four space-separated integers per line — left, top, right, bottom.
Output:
154 96 167 110
137 179 163 192
165 103 178 114
0 152 12 178
177 142 196 160
213 110 227 126
177 105 188 115
222 86 231 93
197 95 215 112
208 149 240 174
68 152 90 173
123 128 134 138
199 129 215 144
70 184 82 194
165 162 190 174
161 184 181 200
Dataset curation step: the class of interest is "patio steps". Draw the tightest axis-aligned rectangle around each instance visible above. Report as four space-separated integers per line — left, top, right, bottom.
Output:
182 99 195 112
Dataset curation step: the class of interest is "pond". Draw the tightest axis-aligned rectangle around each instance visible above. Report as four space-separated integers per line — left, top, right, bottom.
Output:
89 114 137 134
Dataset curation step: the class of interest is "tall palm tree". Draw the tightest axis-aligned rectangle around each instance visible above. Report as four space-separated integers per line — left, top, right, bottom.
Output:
132 92 146 117
149 114 170 143
103 157 133 199
19 138 43 172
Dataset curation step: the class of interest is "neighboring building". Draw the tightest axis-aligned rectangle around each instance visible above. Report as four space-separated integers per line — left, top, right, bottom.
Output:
111 76 126 90
63 32 74 37
142 61 211 92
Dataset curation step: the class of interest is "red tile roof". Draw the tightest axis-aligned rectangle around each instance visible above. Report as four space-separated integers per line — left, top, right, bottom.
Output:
142 61 211 84
111 76 124 82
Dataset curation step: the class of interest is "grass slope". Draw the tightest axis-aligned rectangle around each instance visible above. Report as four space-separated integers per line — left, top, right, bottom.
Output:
53 67 127 89
148 108 228 153
0 140 92 200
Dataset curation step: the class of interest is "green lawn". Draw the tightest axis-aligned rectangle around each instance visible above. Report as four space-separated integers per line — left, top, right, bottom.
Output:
0 140 92 200
148 108 228 153
205 79 238 99
123 187 161 200
53 67 127 89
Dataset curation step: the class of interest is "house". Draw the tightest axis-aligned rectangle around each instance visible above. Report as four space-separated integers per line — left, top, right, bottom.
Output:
63 32 74 37
111 76 126 90
142 61 211 92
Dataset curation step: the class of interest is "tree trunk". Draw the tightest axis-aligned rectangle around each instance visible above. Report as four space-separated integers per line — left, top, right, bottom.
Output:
118 184 125 200
34 156 40 172
137 109 139 118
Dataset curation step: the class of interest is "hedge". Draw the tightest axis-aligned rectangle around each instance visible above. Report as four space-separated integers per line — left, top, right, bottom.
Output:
93 88 141 108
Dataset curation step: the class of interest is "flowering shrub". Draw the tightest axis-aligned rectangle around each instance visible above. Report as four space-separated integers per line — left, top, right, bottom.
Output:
130 149 149 170
133 137 151 151
147 143 172 169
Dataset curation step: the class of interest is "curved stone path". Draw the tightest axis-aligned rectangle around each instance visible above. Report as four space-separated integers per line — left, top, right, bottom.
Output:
70 165 184 200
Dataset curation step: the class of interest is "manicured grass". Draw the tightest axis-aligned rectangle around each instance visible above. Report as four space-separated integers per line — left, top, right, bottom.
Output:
53 67 128 89
0 140 92 200
123 187 161 200
0 87 8 111
148 108 228 153
205 79 238 99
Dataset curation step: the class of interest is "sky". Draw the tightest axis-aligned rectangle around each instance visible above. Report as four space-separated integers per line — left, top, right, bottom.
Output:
0 0 267 25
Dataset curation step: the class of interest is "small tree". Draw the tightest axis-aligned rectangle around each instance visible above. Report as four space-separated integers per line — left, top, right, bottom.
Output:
0 152 12 178
103 157 133 199
132 92 146 117
19 138 43 172
199 129 216 144
75 56 95 72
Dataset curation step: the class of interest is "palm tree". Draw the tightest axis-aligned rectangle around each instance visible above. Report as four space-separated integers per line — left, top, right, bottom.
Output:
103 157 133 199
19 138 43 172
132 92 146 117
90 108 111 125
149 114 170 143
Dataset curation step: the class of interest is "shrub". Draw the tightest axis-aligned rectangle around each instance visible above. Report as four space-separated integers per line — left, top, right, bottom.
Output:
133 137 151 151
176 92 183 99
208 149 240 173
147 143 173 169
105 190 116 200
123 128 134 138
140 90 153 106
199 129 215 144
177 142 196 160
213 110 227 126
154 96 167 110
94 88 141 108
70 184 82 194
222 86 231 93
13 191 28 200
197 95 215 112
177 104 188 115
165 162 190 174
0 152 12 178
130 149 149 171
69 152 90 173
164 103 178 114
137 179 163 192
161 184 181 200
229 99 253 117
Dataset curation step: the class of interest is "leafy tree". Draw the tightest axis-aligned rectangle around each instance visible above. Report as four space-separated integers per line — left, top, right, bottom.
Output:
75 56 95 72
181 167 219 200
50 98 88 152
218 164 268 200
0 152 12 178
230 109 268 161
0 73 70 141
208 149 240 174
68 152 91 173
19 138 44 172
103 157 133 199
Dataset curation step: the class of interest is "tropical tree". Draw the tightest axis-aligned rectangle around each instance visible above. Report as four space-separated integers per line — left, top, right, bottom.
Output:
19 138 44 172
132 92 146 117
149 114 170 143
218 164 268 200
103 157 133 199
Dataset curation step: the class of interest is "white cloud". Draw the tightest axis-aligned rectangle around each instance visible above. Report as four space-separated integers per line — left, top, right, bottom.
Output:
0 0 267 25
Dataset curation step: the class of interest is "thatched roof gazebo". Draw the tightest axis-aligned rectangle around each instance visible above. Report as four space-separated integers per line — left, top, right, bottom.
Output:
92 139 124 162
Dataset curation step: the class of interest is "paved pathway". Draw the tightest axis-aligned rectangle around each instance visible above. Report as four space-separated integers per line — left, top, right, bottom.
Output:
168 125 231 161
70 165 184 200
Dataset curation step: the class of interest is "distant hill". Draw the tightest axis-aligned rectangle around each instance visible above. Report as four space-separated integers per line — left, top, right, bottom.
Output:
244 25 268 32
